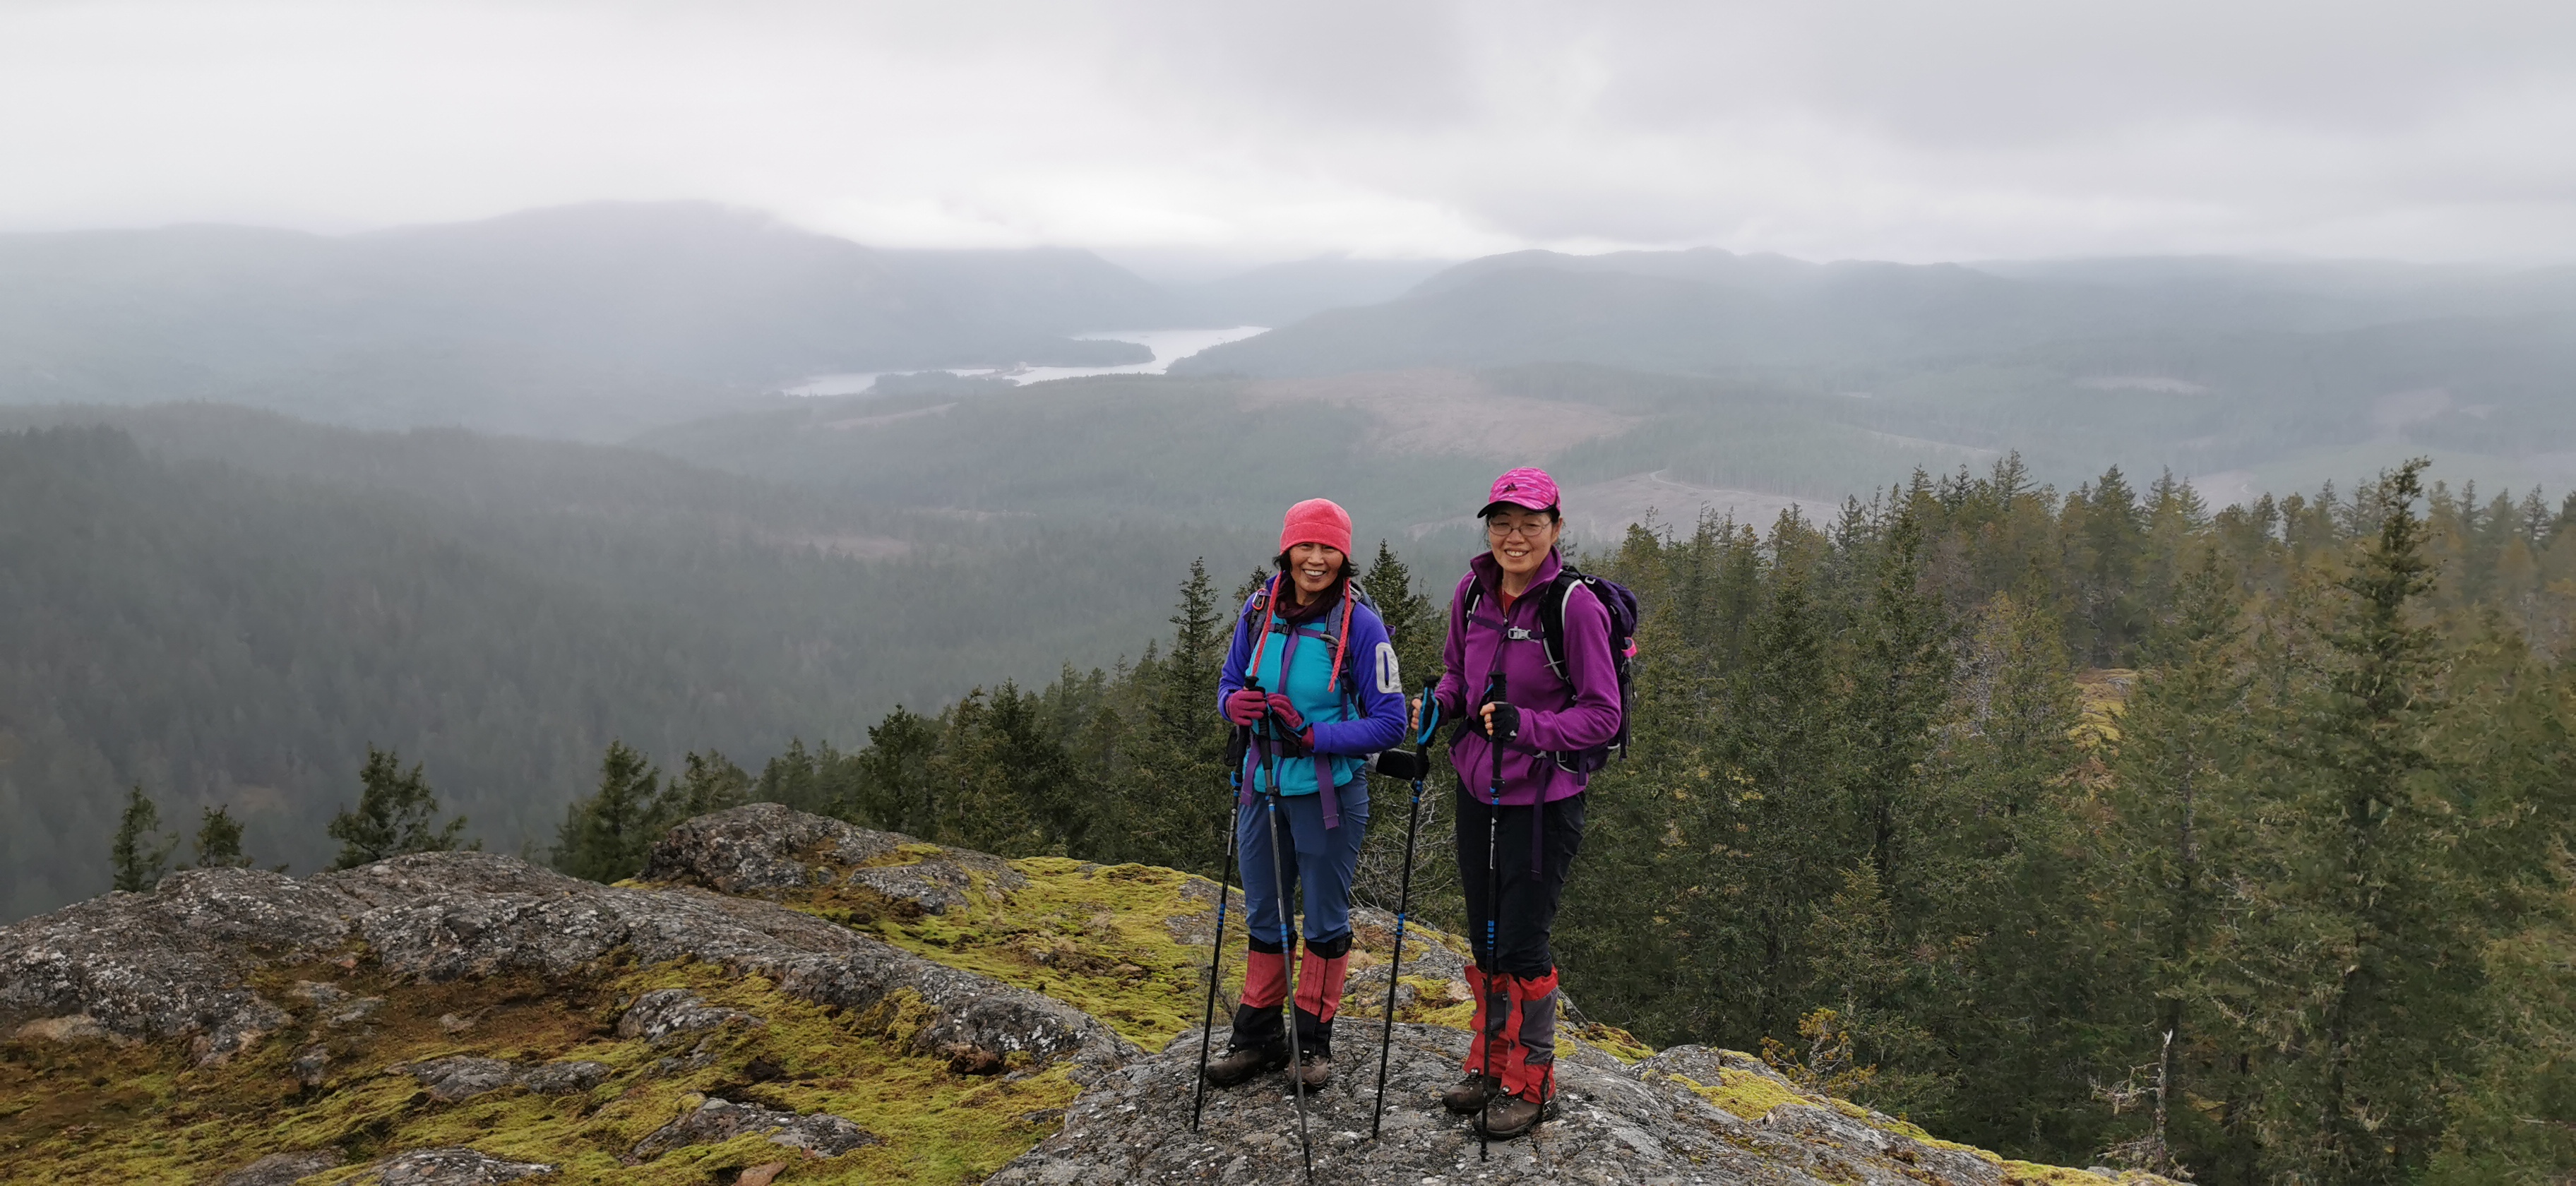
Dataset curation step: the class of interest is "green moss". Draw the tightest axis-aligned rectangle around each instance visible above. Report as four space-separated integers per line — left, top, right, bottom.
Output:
1669 1067 1808 1121
1394 975 1474 1029
2 959 1072 1185
1996 1161 2118 1185
783 857 1253 1052
1567 1022 1654 1064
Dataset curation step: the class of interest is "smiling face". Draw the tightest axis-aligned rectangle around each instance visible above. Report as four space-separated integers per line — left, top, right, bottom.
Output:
1286 541 1345 602
1485 504 1560 585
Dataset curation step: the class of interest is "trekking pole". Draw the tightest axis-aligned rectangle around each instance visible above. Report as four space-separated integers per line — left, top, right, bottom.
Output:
1477 671 1506 1161
1259 707 1316 1183
1371 683 1441 1139
1191 719 1254 1133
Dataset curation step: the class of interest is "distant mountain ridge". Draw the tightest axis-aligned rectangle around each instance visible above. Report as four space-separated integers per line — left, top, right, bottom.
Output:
0 203 1181 438
1177 245 2576 380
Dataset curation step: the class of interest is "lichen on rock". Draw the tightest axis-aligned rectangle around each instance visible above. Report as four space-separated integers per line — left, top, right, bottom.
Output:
393 1055 607 1101
364 1146 556 1185
4 804 2173 1186
633 1096 878 1158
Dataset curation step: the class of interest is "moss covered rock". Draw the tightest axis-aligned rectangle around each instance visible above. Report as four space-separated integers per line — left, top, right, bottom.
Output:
4 805 2171 1185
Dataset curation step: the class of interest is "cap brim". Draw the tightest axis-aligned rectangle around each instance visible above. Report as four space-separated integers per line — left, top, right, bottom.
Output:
1479 498 1556 517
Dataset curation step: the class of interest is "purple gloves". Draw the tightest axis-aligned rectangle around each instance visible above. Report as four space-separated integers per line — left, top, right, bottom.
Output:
1225 689 1315 747
1266 694 1316 748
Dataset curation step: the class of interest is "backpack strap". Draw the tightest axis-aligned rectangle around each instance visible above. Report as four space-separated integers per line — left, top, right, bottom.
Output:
1533 570 1585 683
1241 574 1284 687
1246 575 1368 718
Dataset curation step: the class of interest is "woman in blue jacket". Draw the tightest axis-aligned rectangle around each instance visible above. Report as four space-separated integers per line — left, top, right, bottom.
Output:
1203 498 1409 1090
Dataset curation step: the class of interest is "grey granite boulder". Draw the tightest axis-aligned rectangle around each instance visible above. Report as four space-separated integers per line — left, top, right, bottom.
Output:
644 802 1026 914
366 1147 554 1185
633 1096 878 1158
989 1022 2148 1186
215 1149 344 1185
0 831 1133 1084
615 988 763 1043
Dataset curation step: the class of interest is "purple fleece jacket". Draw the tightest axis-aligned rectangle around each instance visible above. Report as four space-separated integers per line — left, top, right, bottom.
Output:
1434 550 1623 806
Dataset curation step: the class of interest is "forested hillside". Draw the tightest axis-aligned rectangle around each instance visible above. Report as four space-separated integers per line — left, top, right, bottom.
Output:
644 455 2576 1183
20 391 2576 1180
638 351 2576 551
0 413 1254 916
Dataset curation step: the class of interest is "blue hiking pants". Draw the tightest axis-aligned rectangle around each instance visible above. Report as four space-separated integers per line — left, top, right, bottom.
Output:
1237 779 1370 952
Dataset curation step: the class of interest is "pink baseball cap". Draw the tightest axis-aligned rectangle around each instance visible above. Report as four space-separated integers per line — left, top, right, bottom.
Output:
1481 467 1560 516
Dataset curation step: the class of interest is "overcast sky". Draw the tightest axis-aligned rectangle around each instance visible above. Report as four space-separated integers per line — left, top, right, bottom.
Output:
5 0 2574 267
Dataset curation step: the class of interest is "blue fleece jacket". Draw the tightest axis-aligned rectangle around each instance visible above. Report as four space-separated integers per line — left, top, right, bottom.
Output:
1217 580 1409 796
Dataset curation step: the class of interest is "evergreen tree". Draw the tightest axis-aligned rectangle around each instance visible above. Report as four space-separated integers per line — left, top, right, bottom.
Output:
2238 460 2481 1185
2068 466 2148 664
1360 538 1441 696
2103 551 2258 1180
1840 504 1952 889
1717 554 1845 1041
552 741 664 883
108 785 175 892
1921 594 2101 1154
854 712 939 834
659 750 751 823
757 738 858 820
936 683 1087 858
1116 558 1233 871
328 746 469 869
189 804 252 869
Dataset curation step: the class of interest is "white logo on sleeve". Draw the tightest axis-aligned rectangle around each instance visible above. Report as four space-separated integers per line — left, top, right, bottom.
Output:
1374 642 1402 694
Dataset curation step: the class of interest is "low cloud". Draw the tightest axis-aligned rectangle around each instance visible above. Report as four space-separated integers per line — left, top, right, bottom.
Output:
2 0 2571 262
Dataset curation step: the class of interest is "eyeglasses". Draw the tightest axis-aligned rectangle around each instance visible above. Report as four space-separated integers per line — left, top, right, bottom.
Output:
1486 519 1556 539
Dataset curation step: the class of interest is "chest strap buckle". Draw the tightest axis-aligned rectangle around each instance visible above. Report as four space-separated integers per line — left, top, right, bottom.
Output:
1506 627 1539 641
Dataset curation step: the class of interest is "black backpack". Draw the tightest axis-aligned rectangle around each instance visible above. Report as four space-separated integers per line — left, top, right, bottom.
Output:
1460 565 1640 772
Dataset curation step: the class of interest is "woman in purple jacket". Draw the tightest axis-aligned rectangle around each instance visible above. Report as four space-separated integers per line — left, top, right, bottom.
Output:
1426 467 1621 1139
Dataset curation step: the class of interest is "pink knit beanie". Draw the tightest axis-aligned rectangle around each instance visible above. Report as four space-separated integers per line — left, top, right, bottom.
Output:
1278 498 1354 556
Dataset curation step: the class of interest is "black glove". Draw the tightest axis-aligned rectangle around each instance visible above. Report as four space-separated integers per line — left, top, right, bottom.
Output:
1473 702 1521 743
1371 748 1431 780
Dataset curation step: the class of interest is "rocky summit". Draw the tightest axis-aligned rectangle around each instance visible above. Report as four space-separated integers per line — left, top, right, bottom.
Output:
1 804 2170 1185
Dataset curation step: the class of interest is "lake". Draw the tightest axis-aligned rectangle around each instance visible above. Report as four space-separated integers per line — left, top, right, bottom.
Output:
786 325 1267 396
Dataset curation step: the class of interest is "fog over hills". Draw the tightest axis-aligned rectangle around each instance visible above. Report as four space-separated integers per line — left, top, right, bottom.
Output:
13 202 2576 505
1182 245 2576 378
14 204 2576 920
1174 246 2576 501
0 203 1180 438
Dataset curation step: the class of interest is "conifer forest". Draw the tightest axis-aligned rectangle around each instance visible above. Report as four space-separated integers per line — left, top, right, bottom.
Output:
530 455 2576 1185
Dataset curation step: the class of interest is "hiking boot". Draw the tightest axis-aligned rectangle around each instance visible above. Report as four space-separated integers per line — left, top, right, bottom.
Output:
1474 1093 1550 1139
1202 1043 1284 1087
1440 1073 1502 1114
1287 1051 1331 1090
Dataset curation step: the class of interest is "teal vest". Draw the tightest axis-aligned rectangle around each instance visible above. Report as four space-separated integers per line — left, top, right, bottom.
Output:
1244 607 1362 796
